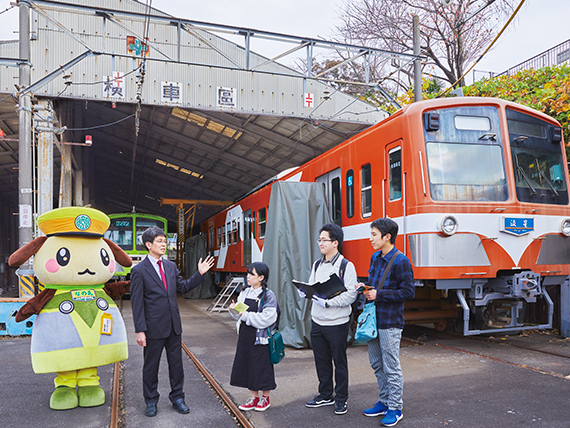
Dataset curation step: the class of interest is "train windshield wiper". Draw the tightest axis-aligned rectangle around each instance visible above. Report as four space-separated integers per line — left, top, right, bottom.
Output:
536 166 559 196
517 166 537 195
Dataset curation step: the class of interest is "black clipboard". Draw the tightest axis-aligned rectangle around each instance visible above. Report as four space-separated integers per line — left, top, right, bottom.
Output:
293 273 346 300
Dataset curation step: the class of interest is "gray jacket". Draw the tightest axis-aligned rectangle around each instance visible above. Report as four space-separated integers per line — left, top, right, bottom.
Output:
309 253 358 326
230 285 278 345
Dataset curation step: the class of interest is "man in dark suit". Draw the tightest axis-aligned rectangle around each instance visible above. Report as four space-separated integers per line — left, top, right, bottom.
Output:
130 226 214 417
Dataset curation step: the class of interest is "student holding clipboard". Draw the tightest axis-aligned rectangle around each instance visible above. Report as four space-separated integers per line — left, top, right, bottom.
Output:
299 223 357 415
229 262 278 412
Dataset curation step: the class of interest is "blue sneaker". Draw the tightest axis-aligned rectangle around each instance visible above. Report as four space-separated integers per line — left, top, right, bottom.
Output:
363 400 388 417
381 409 403 426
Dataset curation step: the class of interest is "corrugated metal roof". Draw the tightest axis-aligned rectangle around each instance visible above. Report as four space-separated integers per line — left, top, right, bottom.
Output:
0 0 389 227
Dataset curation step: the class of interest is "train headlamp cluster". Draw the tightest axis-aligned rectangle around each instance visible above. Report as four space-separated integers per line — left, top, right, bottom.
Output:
439 216 458 236
560 219 570 236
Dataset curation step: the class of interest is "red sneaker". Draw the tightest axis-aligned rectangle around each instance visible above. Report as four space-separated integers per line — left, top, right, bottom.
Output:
255 396 271 412
239 397 259 411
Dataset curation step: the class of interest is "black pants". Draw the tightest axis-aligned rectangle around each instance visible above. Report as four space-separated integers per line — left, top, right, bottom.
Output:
143 331 184 404
310 320 349 403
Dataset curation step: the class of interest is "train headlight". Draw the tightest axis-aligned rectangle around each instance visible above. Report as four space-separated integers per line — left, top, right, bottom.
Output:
439 216 458 236
560 219 570 236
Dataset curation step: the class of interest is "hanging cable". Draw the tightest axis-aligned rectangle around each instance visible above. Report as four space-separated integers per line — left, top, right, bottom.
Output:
70 64 143 86
0 4 15 16
64 114 136 131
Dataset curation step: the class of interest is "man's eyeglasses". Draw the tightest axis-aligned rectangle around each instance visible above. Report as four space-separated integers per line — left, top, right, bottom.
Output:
317 239 333 244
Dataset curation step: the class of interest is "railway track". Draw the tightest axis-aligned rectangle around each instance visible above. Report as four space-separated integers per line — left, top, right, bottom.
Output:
108 339 252 428
403 325 570 381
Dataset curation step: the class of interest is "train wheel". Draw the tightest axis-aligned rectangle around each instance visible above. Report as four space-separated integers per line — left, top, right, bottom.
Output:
433 319 452 332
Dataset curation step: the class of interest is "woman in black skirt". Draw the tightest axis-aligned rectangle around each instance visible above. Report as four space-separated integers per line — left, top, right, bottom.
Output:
229 262 278 412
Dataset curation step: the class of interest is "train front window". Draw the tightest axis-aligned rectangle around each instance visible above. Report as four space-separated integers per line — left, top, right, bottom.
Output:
426 143 508 201
507 108 568 205
105 217 132 251
512 149 566 195
136 218 165 251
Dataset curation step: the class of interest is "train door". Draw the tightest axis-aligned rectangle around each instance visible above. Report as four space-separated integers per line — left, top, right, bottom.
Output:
316 168 342 226
385 141 404 222
243 209 252 266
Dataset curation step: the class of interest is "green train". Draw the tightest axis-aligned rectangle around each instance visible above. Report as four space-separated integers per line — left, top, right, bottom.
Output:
104 212 168 279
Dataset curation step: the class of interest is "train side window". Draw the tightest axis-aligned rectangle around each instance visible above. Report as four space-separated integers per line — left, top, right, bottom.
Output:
221 225 225 247
209 226 215 251
227 222 231 245
252 211 257 239
259 208 267 239
331 177 342 224
361 164 372 218
346 169 354 218
218 227 221 247
232 220 238 244
389 147 402 201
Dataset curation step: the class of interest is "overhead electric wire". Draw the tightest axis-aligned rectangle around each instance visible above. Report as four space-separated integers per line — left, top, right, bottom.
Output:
0 4 15 16
64 113 136 131
69 64 143 86
437 0 527 97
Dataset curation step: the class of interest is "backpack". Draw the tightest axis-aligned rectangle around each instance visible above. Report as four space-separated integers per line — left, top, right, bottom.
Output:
314 257 349 282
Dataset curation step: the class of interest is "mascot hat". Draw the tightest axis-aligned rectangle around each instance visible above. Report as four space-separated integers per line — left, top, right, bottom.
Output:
38 207 110 237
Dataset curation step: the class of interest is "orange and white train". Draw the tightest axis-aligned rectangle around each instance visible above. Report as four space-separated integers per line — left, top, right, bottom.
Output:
200 97 570 335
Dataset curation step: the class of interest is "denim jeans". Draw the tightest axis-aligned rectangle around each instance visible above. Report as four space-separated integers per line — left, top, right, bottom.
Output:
367 327 403 410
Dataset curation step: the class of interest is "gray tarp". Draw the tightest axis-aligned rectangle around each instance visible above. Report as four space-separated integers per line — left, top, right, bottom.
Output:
262 181 331 348
183 234 216 299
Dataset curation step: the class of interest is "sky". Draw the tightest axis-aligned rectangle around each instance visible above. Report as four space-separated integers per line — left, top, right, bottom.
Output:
0 0 568 85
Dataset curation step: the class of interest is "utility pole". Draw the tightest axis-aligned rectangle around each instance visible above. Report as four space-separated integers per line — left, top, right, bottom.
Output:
17 0 35 298
413 14 422 102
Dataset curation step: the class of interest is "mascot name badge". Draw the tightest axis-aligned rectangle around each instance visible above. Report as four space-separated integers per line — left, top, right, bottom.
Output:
9 207 132 410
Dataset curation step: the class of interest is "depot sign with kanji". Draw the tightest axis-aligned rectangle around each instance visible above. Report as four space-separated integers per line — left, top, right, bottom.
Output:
103 72 124 100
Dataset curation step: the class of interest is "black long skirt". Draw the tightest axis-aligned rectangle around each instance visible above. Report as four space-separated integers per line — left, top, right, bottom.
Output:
230 321 276 391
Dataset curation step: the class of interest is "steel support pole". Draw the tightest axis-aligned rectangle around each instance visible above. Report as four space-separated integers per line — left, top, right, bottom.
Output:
413 15 422 102
18 1 34 297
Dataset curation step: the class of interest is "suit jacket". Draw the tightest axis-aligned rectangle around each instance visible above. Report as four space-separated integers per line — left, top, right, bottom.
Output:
130 256 204 339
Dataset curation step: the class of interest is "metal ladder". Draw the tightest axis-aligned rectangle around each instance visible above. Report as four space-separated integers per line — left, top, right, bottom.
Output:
207 276 244 312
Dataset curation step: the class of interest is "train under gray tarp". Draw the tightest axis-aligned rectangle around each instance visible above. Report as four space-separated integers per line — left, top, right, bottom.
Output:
183 234 216 299
263 181 331 348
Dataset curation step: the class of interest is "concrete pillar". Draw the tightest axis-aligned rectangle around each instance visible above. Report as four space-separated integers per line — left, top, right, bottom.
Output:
74 169 83 206
59 144 72 207
37 101 54 215
413 15 422 102
17 1 34 297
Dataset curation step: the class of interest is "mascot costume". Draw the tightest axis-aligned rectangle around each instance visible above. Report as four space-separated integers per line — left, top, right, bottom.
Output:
9 207 132 410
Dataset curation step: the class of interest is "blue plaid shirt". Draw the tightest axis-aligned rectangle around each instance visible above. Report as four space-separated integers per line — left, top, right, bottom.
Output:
366 246 415 329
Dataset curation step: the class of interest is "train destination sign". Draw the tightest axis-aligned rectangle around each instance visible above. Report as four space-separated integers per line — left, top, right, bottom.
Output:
500 217 534 236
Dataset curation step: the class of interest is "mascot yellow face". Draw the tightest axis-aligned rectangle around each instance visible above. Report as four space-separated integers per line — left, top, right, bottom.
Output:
33 236 116 286
30 207 118 286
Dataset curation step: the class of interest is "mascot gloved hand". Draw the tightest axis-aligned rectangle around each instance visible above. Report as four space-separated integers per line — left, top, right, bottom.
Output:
8 207 132 410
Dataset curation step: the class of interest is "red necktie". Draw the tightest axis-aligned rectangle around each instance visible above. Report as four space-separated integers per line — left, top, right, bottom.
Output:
157 259 168 290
